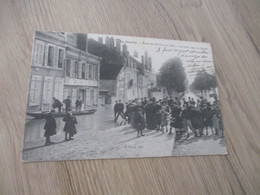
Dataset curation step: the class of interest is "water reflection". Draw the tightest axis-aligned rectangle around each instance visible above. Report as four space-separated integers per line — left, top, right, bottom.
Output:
24 105 115 142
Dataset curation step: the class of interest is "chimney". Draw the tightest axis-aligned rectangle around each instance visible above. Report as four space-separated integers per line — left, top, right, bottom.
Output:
141 56 144 65
116 39 121 53
76 33 87 52
122 44 127 56
110 37 114 49
105 36 110 47
148 57 152 71
98 37 103 44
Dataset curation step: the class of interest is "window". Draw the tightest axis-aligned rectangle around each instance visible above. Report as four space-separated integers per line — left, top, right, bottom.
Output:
42 76 54 111
66 60 71 76
53 78 64 101
29 75 42 106
33 40 45 66
47 46 54 66
58 49 64 68
75 61 79 78
89 65 92 79
82 63 86 78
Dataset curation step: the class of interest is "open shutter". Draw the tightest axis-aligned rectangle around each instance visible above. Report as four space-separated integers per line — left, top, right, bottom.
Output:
44 45 49 66
78 62 82 79
71 60 75 77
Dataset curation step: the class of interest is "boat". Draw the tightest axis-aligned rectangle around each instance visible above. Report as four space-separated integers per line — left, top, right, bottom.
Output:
26 109 97 119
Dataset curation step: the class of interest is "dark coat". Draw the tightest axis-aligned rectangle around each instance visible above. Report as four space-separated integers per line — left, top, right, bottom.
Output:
75 99 82 107
202 108 213 126
63 114 77 136
170 107 182 128
135 112 145 131
53 99 62 108
44 113 57 137
63 99 71 107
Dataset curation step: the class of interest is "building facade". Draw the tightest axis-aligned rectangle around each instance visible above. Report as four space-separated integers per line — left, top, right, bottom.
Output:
27 31 100 112
116 52 156 103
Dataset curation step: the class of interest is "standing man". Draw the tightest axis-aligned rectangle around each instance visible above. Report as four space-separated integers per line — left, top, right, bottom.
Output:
75 97 82 112
63 96 71 113
43 110 56 145
114 101 118 121
114 100 125 122
52 97 63 113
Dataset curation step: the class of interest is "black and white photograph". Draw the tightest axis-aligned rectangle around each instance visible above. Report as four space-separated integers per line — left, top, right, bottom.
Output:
22 31 227 162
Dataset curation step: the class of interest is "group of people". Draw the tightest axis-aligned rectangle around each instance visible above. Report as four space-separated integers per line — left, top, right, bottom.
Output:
43 96 79 146
114 96 224 138
52 96 83 113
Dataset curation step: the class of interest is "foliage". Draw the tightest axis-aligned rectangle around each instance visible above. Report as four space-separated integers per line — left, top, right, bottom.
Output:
158 58 187 93
191 70 217 91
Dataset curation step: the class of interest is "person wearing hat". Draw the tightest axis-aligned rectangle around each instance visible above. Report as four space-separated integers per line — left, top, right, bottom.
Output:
43 110 56 145
161 101 170 133
169 102 182 134
114 100 125 123
135 107 145 137
63 109 77 141
201 102 213 136
75 97 82 112
52 97 63 113
63 96 71 113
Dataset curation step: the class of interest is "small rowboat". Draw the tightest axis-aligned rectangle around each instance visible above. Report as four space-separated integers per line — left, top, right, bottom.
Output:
26 109 97 119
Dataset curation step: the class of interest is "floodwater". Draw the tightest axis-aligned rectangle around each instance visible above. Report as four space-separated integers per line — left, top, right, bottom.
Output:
24 105 115 142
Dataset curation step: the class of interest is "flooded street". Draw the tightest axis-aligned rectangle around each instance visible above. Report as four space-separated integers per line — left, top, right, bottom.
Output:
24 105 115 142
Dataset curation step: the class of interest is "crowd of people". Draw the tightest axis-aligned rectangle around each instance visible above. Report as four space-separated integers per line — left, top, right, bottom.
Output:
114 96 224 138
43 94 224 146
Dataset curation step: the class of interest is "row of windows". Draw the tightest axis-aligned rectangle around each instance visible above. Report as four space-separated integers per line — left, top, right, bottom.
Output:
33 40 65 68
65 60 98 80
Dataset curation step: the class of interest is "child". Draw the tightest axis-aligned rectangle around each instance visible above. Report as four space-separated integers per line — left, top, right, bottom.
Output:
135 108 145 137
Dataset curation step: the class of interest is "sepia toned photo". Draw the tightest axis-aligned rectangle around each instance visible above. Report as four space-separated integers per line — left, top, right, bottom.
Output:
22 31 227 162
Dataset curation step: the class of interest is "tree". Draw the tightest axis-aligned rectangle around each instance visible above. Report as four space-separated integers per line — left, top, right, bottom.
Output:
158 58 187 94
191 70 217 94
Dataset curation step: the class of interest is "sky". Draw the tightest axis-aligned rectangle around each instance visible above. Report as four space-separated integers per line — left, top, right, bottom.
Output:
88 33 215 84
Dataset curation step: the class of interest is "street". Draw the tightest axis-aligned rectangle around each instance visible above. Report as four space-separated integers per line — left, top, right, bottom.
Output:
23 105 226 161
23 105 176 161
173 132 227 156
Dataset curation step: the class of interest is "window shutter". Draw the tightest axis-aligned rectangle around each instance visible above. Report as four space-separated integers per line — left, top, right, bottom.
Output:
32 43 38 65
39 43 45 66
85 64 89 79
78 62 82 79
54 46 58 68
29 75 42 106
70 60 75 77
44 45 49 66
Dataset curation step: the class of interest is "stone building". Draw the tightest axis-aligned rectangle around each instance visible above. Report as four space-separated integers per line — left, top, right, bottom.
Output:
27 31 100 112
116 44 156 103
88 36 156 104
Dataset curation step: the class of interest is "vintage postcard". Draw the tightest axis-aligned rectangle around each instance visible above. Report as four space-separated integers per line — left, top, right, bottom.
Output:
22 31 227 162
